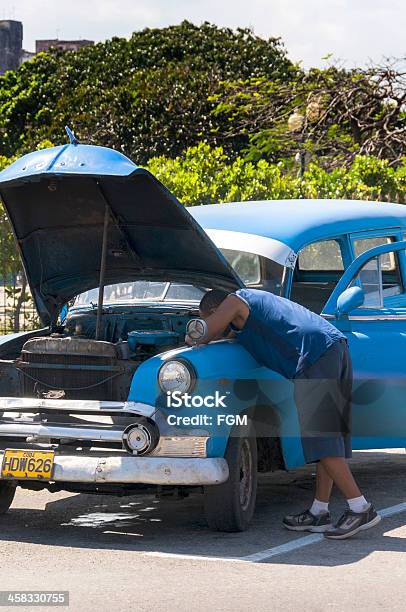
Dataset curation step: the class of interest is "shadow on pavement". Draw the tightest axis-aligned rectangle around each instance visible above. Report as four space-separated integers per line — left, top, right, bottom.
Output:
0 450 405 564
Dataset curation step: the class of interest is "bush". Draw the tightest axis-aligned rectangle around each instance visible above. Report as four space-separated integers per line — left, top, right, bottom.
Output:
147 144 406 205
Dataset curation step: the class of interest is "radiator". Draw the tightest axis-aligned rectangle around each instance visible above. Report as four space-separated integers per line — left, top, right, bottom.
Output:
18 337 121 400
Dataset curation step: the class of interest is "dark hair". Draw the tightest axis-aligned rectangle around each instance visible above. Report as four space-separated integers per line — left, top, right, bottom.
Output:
199 289 230 314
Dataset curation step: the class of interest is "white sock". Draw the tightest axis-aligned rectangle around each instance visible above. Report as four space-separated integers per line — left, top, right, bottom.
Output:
347 495 370 513
310 499 329 516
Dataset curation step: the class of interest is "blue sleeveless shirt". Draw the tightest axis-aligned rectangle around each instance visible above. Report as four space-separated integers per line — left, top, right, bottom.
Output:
233 288 344 379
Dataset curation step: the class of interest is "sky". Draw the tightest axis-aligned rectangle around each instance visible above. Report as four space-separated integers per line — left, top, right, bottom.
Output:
1 0 405 68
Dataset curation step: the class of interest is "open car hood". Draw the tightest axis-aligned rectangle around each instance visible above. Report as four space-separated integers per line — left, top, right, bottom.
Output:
0 143 242 324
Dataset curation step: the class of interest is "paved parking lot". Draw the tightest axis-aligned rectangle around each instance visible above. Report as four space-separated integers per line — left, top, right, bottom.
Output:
0 449 405 611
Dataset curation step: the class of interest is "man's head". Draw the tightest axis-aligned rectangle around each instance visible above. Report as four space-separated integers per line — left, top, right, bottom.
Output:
199 289 230 318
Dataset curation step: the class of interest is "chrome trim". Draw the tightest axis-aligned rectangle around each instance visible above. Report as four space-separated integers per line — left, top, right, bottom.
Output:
0 422 124 443
0 398 156 417
322 314 406 321
0 451 229 485
151 436 208 458
207 229 297 269
0 423 208 457
348 315 406 321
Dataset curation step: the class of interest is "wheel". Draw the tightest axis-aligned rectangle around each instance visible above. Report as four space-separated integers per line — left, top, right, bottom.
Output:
203 427 257 532
0 481 16 514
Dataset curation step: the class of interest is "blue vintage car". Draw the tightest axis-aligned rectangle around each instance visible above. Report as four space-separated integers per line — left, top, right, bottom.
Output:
0 140 405 531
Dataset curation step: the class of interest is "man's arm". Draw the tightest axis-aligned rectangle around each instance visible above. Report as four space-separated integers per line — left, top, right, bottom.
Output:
185 295 245 345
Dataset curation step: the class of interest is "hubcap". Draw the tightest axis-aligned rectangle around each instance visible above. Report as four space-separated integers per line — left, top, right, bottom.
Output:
239 439 253 511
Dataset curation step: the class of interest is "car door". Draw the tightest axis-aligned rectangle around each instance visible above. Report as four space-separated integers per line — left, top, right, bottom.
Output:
322 240 406 450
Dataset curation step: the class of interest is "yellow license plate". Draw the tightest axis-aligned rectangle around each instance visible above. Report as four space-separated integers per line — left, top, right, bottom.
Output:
1 449 55 480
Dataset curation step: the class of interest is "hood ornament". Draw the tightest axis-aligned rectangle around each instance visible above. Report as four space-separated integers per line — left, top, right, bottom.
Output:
65 125 79 146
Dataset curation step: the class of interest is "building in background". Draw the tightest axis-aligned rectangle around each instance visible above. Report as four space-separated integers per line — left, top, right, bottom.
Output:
0 19 94 74
36 39 94 53
21 49 36 64
0 20 23 74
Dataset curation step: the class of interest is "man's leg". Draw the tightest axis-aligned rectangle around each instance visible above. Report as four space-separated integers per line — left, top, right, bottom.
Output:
305 462 334 520
282 461 334 532
320 455 381 539
315 461 334 502
288 341 380 537
319 456 360 500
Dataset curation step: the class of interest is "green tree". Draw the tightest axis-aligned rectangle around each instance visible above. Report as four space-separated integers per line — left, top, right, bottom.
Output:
211 61 406 167
0 22 291 162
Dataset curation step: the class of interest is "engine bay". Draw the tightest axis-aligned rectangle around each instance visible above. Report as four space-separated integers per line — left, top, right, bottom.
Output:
0 306 196 401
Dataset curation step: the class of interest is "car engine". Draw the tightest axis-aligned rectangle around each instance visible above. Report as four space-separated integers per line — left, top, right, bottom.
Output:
0 307 194 401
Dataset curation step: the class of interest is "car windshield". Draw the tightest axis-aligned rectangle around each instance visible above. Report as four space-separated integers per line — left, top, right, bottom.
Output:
73 281 205 307
73 249 287 307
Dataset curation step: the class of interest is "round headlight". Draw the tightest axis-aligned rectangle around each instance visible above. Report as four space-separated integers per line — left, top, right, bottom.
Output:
158 360 194 394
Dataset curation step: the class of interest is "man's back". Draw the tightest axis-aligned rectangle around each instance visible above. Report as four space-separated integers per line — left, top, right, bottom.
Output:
233 288 344 379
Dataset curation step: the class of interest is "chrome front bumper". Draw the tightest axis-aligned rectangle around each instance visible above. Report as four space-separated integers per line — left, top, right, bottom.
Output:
0 451 229 486
0 398 228 485
0 397 208 457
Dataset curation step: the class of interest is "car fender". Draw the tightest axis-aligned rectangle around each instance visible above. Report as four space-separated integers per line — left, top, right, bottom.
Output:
128 340 305 468
0 328 48 358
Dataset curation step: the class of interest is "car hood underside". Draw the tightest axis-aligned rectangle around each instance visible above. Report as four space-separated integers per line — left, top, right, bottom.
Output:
0 144 242 324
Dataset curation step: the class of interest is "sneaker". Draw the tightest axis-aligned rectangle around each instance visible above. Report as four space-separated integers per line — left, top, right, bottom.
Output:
283 509 333 533
324 505 381 540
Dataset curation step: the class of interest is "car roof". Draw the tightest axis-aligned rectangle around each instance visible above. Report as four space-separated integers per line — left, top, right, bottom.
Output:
188 199 406 252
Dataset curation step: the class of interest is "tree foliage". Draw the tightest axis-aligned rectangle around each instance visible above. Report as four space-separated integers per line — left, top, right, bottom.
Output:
0 21 291 163
211 60 406 167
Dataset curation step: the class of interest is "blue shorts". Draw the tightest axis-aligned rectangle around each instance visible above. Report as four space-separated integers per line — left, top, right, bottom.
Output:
293 339 352 463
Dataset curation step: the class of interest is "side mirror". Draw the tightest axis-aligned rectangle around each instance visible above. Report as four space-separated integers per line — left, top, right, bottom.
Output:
336 286 365 318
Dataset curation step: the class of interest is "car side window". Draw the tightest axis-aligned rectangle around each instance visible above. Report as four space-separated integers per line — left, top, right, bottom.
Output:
220 248 285 294
291 239 345 313
352 236 402 302
351 252 404 309
353 235 398 273
221 249 261 285
298 240 344 271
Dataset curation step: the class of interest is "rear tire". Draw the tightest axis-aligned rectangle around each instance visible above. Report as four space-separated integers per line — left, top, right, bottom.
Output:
203 426 257 532
0 481 16 514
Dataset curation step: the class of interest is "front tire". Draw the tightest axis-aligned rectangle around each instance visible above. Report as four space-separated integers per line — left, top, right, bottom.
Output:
203 428 257 532
0 481 16 514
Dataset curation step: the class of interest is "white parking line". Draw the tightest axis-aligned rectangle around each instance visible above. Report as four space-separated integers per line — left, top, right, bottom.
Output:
142 501 406 565
241 533 324 562
379 501 406 518
143 551 240 563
